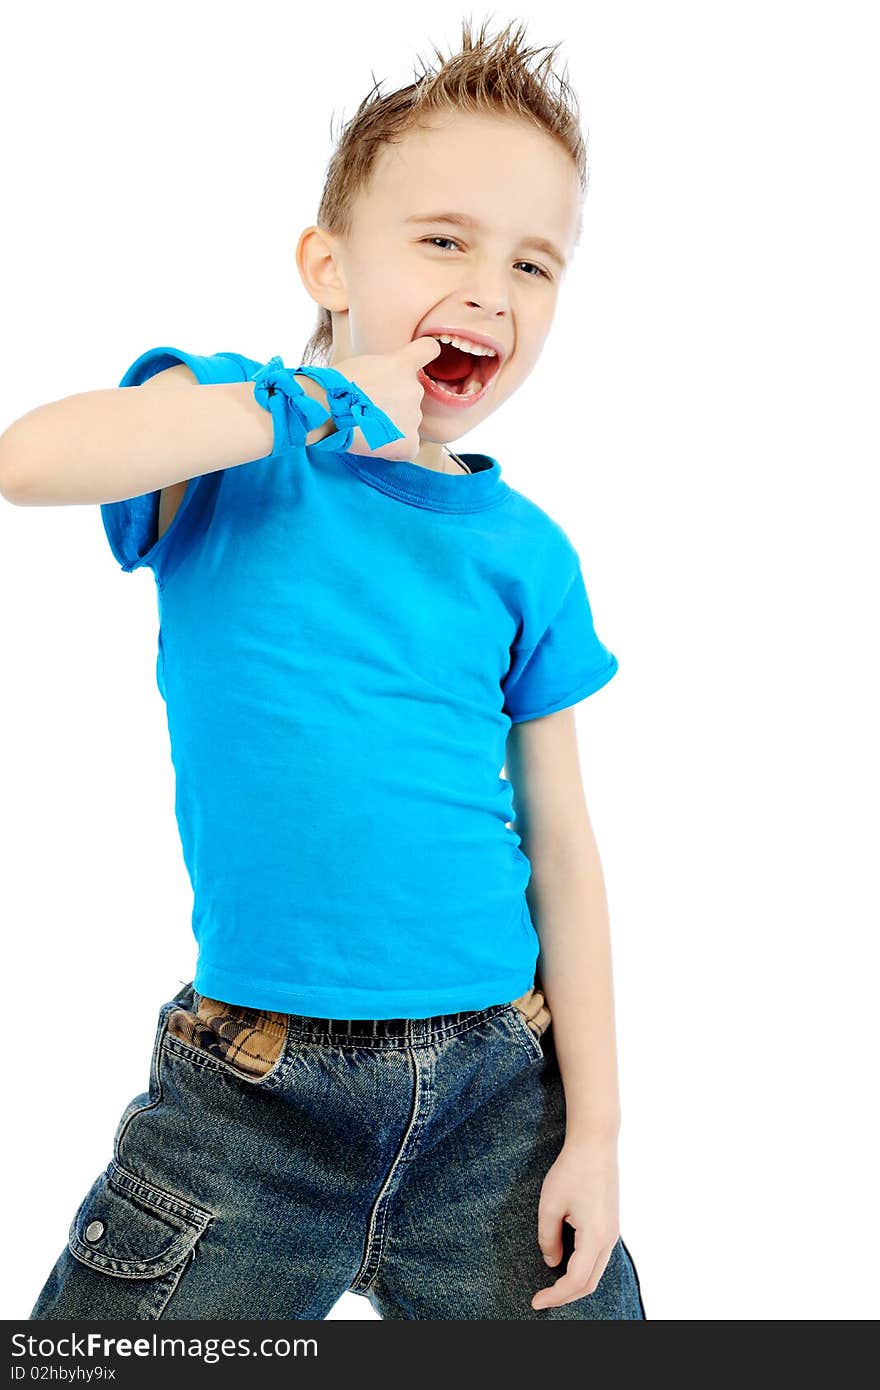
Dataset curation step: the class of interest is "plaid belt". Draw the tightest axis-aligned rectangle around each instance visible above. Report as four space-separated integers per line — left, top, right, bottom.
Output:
167 984 551 1080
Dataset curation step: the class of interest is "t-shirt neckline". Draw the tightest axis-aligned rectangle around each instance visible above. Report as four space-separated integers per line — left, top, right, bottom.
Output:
334 449 509 512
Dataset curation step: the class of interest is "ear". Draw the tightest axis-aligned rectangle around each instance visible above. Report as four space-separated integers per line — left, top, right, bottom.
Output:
295 224 349 314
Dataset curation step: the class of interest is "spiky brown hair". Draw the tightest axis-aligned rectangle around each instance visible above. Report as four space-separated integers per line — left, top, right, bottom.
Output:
299 13 589 363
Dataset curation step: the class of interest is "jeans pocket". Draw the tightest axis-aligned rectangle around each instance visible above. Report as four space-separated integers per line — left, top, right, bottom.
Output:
505 983 552 1062
66 1157 212 1313
111 994 183 1163
163 990 292 1088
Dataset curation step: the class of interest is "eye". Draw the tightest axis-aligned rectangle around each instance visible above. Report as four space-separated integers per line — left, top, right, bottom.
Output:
421 237 551 280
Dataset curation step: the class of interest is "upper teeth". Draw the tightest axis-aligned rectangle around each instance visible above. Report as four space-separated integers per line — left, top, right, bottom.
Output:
435 333 497 357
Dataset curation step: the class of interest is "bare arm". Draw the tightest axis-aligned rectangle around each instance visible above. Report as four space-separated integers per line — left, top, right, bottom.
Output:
505 706 622 1143
0 363 336 507
506 705 628 1308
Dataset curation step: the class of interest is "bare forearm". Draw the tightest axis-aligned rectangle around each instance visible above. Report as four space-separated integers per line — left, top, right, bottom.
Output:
0 373 334 507
527 828 622 1144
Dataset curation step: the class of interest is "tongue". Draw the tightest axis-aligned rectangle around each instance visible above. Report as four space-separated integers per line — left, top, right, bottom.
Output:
425 340 474 383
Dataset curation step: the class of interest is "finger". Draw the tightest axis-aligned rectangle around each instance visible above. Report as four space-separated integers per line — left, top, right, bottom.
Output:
537 1206 567 1269
404 335 443 367
531 1241 604 1311
578 1241 614 1298
538 1230 564 1268
531 1252 594 1310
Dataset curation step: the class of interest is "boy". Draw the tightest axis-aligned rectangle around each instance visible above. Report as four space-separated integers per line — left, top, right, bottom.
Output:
2 18 645 1319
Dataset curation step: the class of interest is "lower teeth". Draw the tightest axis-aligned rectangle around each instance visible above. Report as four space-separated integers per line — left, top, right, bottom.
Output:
428 373 483 397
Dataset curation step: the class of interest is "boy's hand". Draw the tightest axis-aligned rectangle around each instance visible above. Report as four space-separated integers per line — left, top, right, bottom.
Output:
531 1137 621 1310
325 337 443 462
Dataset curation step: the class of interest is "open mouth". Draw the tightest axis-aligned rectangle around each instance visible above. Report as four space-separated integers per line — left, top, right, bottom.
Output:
418 337 502 407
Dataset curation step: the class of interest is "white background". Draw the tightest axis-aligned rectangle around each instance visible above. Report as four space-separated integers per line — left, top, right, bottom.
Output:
1 0 878 1322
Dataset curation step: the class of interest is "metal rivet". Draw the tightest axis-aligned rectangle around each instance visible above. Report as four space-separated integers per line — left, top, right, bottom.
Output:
85 1220 105 1242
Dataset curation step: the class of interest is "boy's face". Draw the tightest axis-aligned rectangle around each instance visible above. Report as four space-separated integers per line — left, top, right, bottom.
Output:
314 110 581 445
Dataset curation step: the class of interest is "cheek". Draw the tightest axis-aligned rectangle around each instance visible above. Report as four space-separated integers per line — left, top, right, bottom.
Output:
511 327 551 383
360 277 436 344
400 252 455 305
346 297 415 354
503 346 540 391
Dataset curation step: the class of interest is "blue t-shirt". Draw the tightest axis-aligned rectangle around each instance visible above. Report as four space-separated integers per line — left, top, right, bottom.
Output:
102 345 619 1017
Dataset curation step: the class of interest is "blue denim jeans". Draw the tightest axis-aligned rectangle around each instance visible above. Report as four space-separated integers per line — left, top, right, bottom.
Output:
30 979 645 1320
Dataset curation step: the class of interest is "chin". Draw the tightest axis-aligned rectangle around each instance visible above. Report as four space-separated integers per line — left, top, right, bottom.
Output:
418 429 458 444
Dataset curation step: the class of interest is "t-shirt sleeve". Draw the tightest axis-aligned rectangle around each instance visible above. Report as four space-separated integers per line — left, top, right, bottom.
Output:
502 560 619 723
100 346 260 576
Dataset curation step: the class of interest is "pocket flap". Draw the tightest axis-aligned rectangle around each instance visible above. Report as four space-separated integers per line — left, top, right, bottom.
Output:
68 1158 212 1279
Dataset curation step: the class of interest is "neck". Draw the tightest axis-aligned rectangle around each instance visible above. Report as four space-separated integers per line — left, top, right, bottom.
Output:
416 441 468 474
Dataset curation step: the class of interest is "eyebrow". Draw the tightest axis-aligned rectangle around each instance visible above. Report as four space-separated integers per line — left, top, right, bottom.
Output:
403 211 568 270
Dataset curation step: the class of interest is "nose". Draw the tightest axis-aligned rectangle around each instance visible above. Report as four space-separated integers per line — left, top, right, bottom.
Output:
464 296 508 318
457 262 510 318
